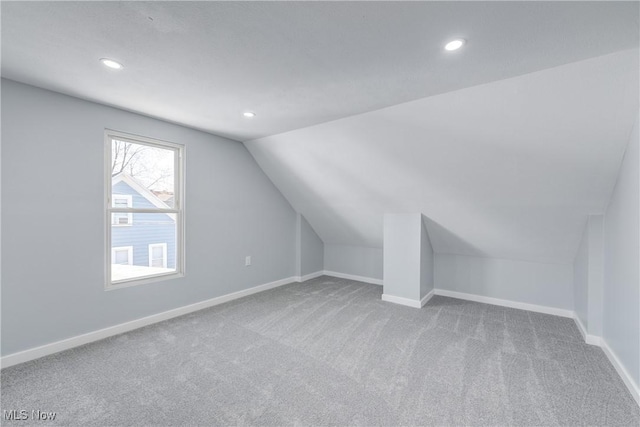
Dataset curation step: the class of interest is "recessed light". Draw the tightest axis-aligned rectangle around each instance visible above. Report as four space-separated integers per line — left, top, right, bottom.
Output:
444 39 466 51
100 58 123 70
243 111 256 118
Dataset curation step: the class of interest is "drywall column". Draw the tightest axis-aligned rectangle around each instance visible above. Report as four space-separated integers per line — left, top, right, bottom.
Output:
587 216 604 337
295 213 324 280
602 112 639 398
295 215 302 278
382 214 434 308
420 214 435 301
574 215 605 342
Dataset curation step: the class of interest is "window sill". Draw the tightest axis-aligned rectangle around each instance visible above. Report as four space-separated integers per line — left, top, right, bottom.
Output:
106 271 184 291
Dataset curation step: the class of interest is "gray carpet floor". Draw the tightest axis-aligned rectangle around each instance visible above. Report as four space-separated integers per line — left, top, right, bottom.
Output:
2 276 639 426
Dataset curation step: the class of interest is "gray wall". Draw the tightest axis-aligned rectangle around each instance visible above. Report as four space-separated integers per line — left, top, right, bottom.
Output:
298 214 324 276
587 216 604 337
383 214 422 300
1 79 297 356
573 220 590 329
324 244 383 280
435 253 573 310
573 215 605 336
382 213 435 301
420 215 434 299
603 113 639 386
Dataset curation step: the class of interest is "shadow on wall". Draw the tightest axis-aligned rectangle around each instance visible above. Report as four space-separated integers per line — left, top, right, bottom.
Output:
248 96 590 261
363 112 587 262
422 215 487 258
247 136 385 246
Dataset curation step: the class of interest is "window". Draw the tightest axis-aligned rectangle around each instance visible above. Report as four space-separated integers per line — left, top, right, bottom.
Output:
112 195 132 225
148 243 168 268
106 130 184 288
112 246 133 265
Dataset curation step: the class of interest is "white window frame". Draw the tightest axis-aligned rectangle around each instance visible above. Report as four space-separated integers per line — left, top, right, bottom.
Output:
112 246 133 266
112 194 133 226
105 129 185 290
148 243 168 268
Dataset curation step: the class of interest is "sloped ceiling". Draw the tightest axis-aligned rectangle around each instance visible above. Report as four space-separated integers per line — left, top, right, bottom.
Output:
245 50 639 264
2 2 639 264
1 1 638 141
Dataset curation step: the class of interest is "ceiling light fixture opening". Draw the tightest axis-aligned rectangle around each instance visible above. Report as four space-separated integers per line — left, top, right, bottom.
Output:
100 58 123 70
243 111 256 118
444 39 466 51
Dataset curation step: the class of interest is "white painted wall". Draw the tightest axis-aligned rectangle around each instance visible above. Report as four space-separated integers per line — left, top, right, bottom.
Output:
603 113 639 387
420 215 434 299
324 244 383 281
435 253 573 310
1 80 298 356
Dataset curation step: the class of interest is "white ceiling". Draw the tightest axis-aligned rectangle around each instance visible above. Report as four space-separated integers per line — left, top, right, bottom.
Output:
1 1 638 141
2 2 639 264
246 50 639 264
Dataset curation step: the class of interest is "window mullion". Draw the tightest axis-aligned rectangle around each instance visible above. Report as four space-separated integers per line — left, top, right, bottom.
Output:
108 208 179 214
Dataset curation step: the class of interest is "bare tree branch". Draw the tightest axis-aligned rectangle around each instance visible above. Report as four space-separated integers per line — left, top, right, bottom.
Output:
111 140 173 192
145 172 171 189
112 141 147 176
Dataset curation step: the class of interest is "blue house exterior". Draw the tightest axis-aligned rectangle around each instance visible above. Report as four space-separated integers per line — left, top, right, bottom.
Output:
111 174 176 270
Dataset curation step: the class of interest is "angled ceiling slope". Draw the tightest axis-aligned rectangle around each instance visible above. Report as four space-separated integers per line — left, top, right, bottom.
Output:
1 1 638 141
2 2 638 264
245 50 640 265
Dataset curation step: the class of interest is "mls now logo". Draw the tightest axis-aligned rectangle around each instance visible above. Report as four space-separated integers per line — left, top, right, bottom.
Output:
32 410 57 421
3 410 28 420
3 409 57 421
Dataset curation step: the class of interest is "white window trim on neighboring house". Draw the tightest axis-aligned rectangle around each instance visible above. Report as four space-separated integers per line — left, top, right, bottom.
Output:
148 243 168 268
112 194 133 226
105 129 185 290
112 246 133 265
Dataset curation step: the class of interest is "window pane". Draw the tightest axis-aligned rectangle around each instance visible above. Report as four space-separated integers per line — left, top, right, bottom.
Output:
112 212 131 225
107 131 183 288
113 249 131 265
149 244 166 268
113 198 129 208
111 213 177 283
111 139 175 208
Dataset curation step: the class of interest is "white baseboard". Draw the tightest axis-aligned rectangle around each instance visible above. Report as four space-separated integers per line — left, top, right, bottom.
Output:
433 289 637 406
574 319 639 406
600 338 640 406
433 289 574 318
573 315 601 346
574 315 587 339
295 271 324 282
382 289 435 309
381 293 421 308
421 289 435 306
0 276 298 369
6 274 637 409
323 270 383 285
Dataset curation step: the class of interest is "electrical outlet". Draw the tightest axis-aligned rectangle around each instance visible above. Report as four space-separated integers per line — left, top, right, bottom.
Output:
245 256 251 266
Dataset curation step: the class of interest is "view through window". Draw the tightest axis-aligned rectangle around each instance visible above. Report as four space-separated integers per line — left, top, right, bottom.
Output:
106 131 183 287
